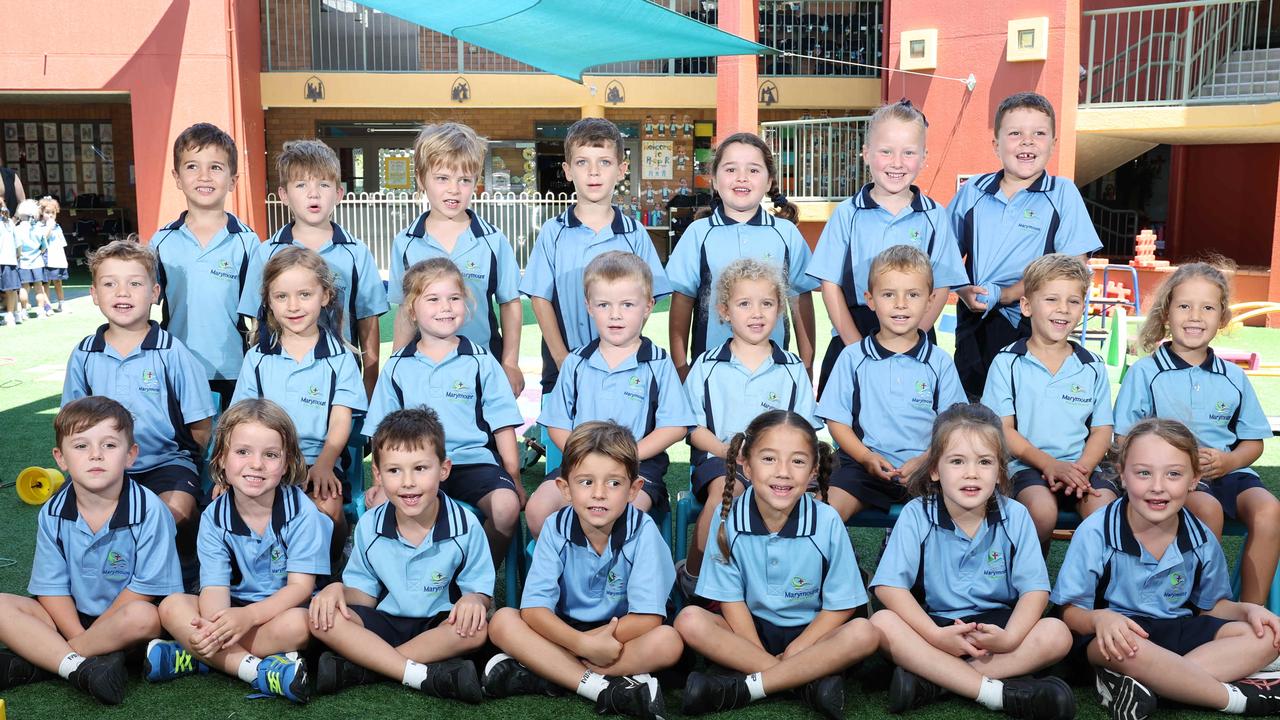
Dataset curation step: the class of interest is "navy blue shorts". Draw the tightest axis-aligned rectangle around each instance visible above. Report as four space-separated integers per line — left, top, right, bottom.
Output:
17 268 43 285
1011 468 1120 506
349 606 449 647
548 455 670 511
829 450 909 512
0 265 18 292
928 607 1014 629
752 616 807 656
78 611 100 630
443 462 519 507
128 464 200 498
1075 614 1230 659
689 455 747 503
43 267 67 282
1197 471 1266 521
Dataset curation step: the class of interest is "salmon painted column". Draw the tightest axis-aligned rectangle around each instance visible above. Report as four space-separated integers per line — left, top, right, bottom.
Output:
1269 170 1280 327
716 0 759 138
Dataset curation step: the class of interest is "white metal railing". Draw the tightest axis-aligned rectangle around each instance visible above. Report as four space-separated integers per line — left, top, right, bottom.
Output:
1083 0 1277 106
264 191 575 272
762 115 869 201
1085 199 1141 256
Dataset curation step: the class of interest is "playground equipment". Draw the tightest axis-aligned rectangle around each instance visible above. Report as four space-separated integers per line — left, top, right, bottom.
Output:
16 467 65 505
1221 302 1280 377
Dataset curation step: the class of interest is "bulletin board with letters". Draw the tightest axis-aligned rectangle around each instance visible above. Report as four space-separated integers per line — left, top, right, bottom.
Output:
1 120 117 207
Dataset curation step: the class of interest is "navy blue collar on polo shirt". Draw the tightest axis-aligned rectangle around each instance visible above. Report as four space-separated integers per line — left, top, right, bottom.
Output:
1103 496 1209 557
83 321 166 354
216 484 302 537
576 336 661 364
54 478 147 530
708 205 774 227
405 209 492 240
394 334 482 360
923 494 1005 532
162 211 248 235
863 330 932 363
851 183 928 212
1004 337 1096 366
559 205 631 235
255 325 343 358
565 504 643 554
977 170 1055 195
1154 342 1219 373
376 491 471 543
708 338 792 366
730 487 819 538
273 221 354 246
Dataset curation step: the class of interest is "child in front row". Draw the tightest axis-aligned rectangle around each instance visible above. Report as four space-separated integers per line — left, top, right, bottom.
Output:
0 397 184 705
146 399 329 703
487 421 683 720
232 246 366 561
870 403 1075 720
309 407 493 702
364 257 524 565
1114 262 1280 605
675 410 880 720
982 254 1116 546
1053 418 1280 720
678 257 821 599
817 244 966 522
527 251 694 537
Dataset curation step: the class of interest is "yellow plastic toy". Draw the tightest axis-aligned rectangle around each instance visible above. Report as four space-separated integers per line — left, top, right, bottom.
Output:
16 467 65 505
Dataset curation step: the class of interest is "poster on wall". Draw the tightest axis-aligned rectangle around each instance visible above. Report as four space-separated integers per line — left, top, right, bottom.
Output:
99 124 112 142
22 123 36 140
379 152 413 191
60 123 74 139
79 124 94 143
3 124 16 141
4 144 18 163
41 123 56 142
641 141 673 180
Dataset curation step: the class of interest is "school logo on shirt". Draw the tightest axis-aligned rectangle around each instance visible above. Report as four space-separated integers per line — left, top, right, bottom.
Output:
1163 571 1190 602
140 369 160 394
605 569 626 599
210 258 238 281
1018 208 1041 232
761 390 780 411
461 259 485 281
623 376 645 402
910 229 921 241
424 570 449 594
784 576 819 601
1210 400 1233 426
103 550 131 580
911 380 932 408
983 550 1007 579
1061 383 1092 406
445 380 475 403
270 545 287 577
301 384 326 408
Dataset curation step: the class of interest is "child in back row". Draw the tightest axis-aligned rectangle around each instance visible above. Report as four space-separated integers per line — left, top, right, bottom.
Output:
808 100 967 396
487 421 682 720
36 196 68 313
982 254 1116 546
870 403 1075 720
527 250 694 536
146 399 329 704
0 397 183 705
1115 261 1280 606
666 131 817 379
817 244 966 523
239 140 388 397
389 122 523 394
14 199 48 319
679 256 820 598
520 117 671 393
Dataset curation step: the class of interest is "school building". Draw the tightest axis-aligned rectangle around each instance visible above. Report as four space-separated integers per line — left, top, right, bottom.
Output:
1 0 1277 311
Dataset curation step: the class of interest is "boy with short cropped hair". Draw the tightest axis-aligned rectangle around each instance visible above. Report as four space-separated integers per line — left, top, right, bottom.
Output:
308 407 492 703
981 253 1116 546
948 92 1101 399
150 122 261 406
238 139 388 396
817 244 966 522
520 117 671 393
0 397 184 705
524 250 694 537
63 241 214 532
486 421 681 720
389 121 523 393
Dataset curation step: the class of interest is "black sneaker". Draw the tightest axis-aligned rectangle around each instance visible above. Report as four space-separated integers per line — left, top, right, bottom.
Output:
1001 676 1076 720
596 674 666 720
314 651 374 695
887 666 947 713
0 650 53 689
482 653 558 698
66 652 127 705
421 658 482 704
682 671 751 715
798 674 845 720
1094 668 1154 720
1233 677 1280 715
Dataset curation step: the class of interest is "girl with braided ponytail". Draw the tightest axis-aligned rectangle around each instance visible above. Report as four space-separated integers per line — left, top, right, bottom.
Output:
674 410 876 719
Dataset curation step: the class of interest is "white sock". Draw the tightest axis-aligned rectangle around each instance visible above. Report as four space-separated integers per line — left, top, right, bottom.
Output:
57 652 85 679
237 655 262 684
1222 683 1247 714
746 672 766 701
976 676 1004 710
576 670 610 701
402 659 429 689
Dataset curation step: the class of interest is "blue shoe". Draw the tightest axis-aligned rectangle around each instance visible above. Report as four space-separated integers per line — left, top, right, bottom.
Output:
143 640 208 683
251 654 310 704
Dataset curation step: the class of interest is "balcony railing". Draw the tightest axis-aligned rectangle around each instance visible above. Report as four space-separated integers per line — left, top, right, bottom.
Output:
262 0 881 77
762 115 868 201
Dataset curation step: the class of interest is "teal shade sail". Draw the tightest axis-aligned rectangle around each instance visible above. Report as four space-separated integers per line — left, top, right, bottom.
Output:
359 0 773 81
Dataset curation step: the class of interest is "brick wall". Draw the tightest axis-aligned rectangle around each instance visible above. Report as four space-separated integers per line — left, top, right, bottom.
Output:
260 0 312 71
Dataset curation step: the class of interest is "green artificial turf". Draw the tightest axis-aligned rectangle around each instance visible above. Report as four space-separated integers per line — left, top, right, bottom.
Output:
0 280 1277 719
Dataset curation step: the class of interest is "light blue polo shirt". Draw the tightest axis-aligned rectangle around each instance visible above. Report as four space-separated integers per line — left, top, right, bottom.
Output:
870 495 1048 620
948 171 1101 327
522 505 674 624
231 327 367 464
665 206 818 359
806 185 968 313
0 221 17 266
518 206 671 352
816 332 966 468
344 492 495 618
982 339 1112 474
1114 344 1270 478
150 212 261 381
197 484 332 602
685 340 821 465
63 322 215 474
15 222 44 270
697 488 867 627
388 210 520 354
237 221 389 348
1050 497 1230 619
29 479 183 616
364 336 523 467
539 337 694 446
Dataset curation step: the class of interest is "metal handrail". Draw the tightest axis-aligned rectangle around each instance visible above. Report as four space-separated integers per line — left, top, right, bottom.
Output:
1084 199 1140 256
761 115 869 201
